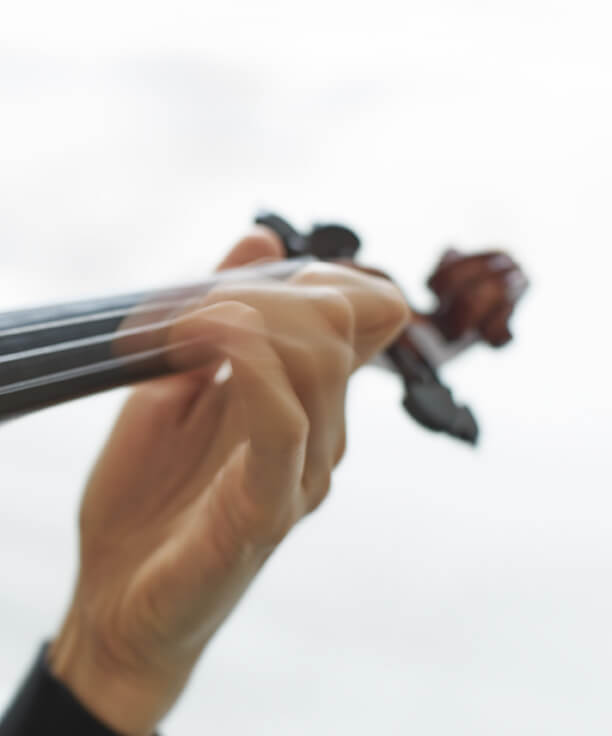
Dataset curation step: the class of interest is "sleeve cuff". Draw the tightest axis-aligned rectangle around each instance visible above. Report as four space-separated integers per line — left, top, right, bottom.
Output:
0 644 124 735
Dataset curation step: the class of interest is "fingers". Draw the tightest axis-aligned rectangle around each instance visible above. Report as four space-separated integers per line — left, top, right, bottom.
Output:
290 262 410 368
267 309 351 510
119 228 285 416
166 302 307 514
134 304 309 640
286 264 409 506
194 283 351 509
167 260 409 523
211 262 408 496
215 227 285 271
153 227 287 420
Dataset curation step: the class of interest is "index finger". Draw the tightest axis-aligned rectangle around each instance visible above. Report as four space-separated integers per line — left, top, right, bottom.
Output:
290 262 411 368
215 227 285 272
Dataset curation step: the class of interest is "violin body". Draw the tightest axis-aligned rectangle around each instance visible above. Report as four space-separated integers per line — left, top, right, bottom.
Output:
0 213 528 442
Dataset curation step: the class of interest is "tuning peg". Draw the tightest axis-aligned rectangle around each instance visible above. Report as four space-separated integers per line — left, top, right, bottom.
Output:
255 211 360 261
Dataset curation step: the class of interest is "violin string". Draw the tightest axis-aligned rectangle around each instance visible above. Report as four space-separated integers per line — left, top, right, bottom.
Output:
0 258 311 401
0 319 175 365
0 258 308 339
0 299 185 339
0 340 197 398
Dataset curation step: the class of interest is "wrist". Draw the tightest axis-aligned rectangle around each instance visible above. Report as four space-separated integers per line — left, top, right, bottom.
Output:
48 612 167 736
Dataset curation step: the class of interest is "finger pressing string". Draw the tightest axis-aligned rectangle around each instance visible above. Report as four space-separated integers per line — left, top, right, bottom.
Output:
166 301 308 532
215 227 285 271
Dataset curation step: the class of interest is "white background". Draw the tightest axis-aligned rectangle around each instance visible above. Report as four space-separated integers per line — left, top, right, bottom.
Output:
0 2 611 733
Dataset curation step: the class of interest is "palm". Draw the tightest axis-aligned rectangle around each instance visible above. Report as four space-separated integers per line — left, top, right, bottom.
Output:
78 368 271 654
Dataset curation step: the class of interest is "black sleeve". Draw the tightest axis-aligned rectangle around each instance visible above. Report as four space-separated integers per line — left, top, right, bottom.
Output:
0 644 124 735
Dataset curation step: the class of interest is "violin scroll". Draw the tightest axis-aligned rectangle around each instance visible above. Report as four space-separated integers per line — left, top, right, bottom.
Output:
427 248 529 348
255 212 529 445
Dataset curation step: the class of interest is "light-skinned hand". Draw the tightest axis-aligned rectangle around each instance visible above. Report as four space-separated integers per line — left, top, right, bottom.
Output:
49 227 409 735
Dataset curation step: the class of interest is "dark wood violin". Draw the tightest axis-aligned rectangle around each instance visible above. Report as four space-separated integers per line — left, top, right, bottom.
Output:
0 212 528 443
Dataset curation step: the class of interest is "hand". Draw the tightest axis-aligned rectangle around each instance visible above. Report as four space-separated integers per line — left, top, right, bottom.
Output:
48 227 409 735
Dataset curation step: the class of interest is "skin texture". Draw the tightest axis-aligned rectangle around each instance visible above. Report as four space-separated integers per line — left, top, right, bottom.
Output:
48 227 410 735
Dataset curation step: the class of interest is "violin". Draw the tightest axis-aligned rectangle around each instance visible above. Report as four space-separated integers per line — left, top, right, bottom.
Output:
0 212 528 443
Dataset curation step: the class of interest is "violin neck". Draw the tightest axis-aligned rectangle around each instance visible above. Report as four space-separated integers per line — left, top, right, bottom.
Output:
0 255 476 425
0 258 310 422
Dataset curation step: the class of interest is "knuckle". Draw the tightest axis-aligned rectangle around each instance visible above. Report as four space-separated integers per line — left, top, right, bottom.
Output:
294 280 355 340
305 469 332 513
292 261 346 285
319 290 355 340
280 405 310 449
256 507 297 546
321 342 353 383
378 282 410 329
